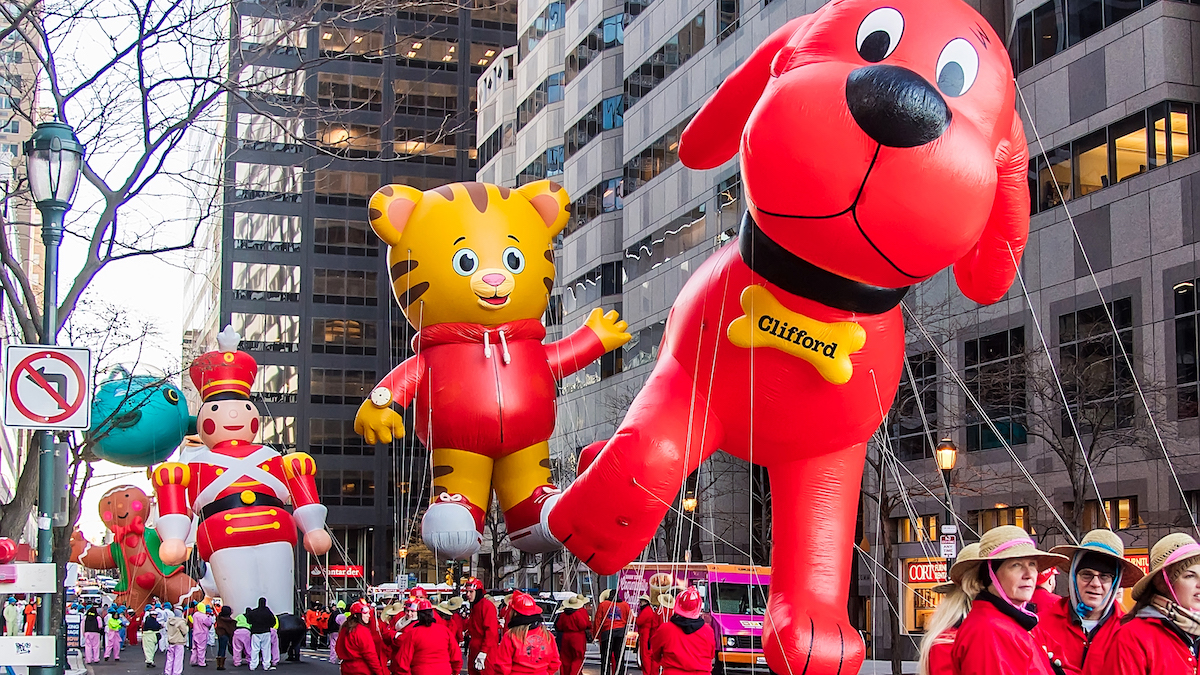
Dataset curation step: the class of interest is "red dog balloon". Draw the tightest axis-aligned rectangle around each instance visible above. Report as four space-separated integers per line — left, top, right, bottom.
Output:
548 1 1029 673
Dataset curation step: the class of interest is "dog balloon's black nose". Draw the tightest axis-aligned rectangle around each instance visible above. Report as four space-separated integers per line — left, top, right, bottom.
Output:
846 65 950 148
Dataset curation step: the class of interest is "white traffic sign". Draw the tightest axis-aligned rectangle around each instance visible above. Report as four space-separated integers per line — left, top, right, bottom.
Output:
3 345 92 430
0 635 57 665
941 534 958 558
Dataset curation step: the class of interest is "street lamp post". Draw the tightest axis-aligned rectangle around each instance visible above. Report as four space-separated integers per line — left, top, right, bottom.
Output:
934 438 959 584
25 120 84 675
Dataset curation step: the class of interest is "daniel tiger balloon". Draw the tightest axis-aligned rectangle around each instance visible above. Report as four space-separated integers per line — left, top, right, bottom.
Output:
354 180 630 557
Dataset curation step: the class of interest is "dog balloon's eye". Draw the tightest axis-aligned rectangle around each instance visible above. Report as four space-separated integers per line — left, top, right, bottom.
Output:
936 38 979 97
856 8 903 63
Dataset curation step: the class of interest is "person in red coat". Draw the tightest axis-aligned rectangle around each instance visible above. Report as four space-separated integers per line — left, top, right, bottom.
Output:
463 579 499 675
949 526 1068 675
1036 530 1144 675
1108 532 1200 674
394 599 461 675
336 602 388 675
635 595 661 675
918 543 981 675
592 589 631 675
1032 567 1058 614
490 591 560 675
555 595 590 675
650 587 713 675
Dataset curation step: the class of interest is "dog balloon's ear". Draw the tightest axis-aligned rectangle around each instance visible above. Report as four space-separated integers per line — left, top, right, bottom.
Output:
678 15 813 170
953 113 1031 305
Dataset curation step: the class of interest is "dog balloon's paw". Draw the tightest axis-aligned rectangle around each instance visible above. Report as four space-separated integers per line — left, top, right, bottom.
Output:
763 599 865 675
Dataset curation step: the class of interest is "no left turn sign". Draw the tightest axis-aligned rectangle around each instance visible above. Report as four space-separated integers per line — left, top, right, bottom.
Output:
3 345 92 430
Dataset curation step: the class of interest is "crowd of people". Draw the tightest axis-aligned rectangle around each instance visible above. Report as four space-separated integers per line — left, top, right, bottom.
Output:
0 595 37 635
920 526 1200 675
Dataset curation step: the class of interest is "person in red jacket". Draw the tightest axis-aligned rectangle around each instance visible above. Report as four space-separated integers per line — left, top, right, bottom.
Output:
1108 532 1200 674
917 543 981 675
635 595 661 675
463 579 499 675
394 599 461 675
1032 567 1058 612
949 526 1067 675
490 591 560 675
592 589 631 675
1037 530 1144 675
650 587 713 675
555 595 590 675
336 602 388 675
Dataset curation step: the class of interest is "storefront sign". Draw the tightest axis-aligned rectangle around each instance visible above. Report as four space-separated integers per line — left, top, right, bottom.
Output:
311 565 365 579
1125 552 1150 574
906 560 948 584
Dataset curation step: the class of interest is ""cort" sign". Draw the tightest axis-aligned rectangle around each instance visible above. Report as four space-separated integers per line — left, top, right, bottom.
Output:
907 560 948 584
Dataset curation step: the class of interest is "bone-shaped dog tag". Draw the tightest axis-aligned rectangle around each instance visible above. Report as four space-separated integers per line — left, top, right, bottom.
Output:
727 285 867 385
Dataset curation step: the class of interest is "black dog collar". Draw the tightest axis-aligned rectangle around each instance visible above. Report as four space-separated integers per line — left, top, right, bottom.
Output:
737 211 910 315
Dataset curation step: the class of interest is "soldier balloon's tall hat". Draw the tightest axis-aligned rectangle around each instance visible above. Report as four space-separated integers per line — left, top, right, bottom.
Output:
189 327 257 401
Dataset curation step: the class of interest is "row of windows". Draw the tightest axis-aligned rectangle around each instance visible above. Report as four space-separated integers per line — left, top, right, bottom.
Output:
232 166 383 206
310 368 376 404
309 418 371 455
897 498 1140 544
623 204 707 283
1030 100 1192 214
307 73 466 116
312 318 378 354
232 213 377 256
516 72 564 132
318 470 375 506
559 350 621 394
717 0 739 43
564 94 624 159
624 14 704 108
519 1 565 60
477 121 514 167
230 264 381 305
623 116 691 196
624 319 665 371
566 177 624 237
312 269 379 305
565 14 625 85
1009 0 1175 75
516 144 564 186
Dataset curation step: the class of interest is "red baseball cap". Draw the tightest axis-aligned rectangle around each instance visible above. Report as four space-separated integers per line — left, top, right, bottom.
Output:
1037 568 1057 585
674 587 703 619
463 578 484 591
509 590 540 616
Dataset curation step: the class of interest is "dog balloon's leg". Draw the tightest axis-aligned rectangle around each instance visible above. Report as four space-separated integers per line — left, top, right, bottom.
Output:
764 443 867 675
548 353 723 574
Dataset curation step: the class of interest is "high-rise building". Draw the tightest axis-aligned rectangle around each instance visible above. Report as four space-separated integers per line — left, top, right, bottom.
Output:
479 0 1200 660
184 0 518 589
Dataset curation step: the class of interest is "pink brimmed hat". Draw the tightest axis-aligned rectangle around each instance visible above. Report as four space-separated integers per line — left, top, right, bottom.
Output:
1132 533 1200 601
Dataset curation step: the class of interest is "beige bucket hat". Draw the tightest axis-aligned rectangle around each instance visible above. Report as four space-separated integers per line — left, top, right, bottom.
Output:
1131 532 1200 601
657 595 675 609
563 595 587 610
444 596 464 611
434 601 454 616
952 526 1067 584
1050 529 1145 587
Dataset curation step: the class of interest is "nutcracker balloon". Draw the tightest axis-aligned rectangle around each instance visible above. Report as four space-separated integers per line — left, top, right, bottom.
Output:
69 486 202 611
547 2 1030 675
352 180 630 559
152 328 332 614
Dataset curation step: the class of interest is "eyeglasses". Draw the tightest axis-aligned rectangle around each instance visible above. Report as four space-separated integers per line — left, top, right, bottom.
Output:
1076 571 1114 586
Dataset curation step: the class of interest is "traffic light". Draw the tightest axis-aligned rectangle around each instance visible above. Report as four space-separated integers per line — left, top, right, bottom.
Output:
445 566 454 585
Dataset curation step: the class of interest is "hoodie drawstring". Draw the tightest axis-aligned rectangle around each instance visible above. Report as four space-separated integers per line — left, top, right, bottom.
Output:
482 329 512 364
498 329 511 364
483 330 492 359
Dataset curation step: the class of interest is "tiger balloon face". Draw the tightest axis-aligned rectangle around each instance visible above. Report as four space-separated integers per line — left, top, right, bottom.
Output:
367 181 572 327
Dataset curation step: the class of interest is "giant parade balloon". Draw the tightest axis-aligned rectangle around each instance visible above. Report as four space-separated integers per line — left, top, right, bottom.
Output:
352 181 631 559
547 2 1031 675
89 366 193 467
150 327 332 615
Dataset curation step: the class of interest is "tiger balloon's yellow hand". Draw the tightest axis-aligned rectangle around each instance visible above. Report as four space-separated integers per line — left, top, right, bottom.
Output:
354 398 406 445
585 308 631 352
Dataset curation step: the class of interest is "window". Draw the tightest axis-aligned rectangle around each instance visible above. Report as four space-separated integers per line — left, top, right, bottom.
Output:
564 94 625 158
518 1 565 59
234 163 302 201
309 368 376 404
1059 298 1135 435
394 79 458 117
544 295 563 326
965 328 1027 452
314 170 380 207
309 418 372 455
471 0 518 30
319 25 384 59
469 42 504 73
252 365 298 404
1011 0 1166 73
1068 496 1139 530
238 114 303 153
231 262 300 302
239 65 304 103
972 505 1029 533
317 73 383 111
477 122 514 167
316 123 381 158
1111 112 1148 184
314 218 377 256
565 14 625 84
624 14 705 108
395 36 460 71
1074 129 1108 196
717 0 739 43
393 127 457 164
231 313 300 352
887 352 937 461
568 177 624 235
516 145 564 185
1174 279 1200 418
233 213 302 252
239 15 307 53
623 116 692 196
624 0 657 18
319 470 375 506
558 349 622 393
624 320 665 370
561 262 622 314
260 416 296 451
623 205 706 283
312 269 378 305
516 72 565 132
312 318 378 355
896 515 937 543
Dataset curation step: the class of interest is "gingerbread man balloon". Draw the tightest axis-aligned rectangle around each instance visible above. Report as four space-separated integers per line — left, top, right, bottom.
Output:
151 327 332 615
549 2 1030 675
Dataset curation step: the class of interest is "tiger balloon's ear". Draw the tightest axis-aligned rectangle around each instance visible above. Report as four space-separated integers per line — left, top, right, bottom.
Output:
515 180 571 236
368 184 425 246
953 114 1032 305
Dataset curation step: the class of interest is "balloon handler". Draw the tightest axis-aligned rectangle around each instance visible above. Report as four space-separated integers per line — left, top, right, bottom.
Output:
152 327 332 614
353 180 630 559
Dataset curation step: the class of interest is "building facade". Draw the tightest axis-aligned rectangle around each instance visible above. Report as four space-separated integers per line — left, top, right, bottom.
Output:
477 0 1200 661
185 0 518 590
